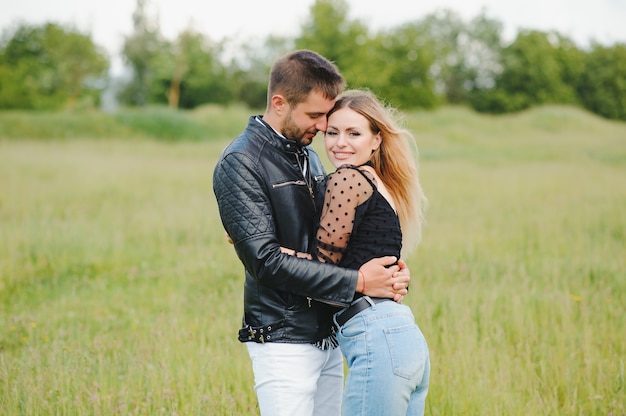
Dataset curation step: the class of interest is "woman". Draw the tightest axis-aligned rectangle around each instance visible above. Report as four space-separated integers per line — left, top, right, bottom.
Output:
317 90 430 415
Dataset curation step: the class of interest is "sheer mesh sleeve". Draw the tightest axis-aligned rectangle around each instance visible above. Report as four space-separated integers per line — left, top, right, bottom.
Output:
315 166 376 265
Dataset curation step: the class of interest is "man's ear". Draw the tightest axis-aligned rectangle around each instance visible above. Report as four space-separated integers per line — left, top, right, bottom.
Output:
270 94 287 115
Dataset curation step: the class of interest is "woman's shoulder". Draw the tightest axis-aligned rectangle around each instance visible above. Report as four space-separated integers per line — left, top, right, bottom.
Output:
328 164 377 191
332 163 374 175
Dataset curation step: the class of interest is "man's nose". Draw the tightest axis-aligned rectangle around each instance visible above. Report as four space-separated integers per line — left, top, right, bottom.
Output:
315 118 328 132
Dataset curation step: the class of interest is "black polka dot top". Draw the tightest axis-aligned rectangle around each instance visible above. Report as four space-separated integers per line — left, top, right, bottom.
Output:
315 164 402 270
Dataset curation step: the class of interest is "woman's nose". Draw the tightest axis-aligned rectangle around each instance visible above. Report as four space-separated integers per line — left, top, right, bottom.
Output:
336 133 347 147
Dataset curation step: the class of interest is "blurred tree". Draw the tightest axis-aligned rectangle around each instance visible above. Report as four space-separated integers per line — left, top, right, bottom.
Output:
502 31 580 104
119 0 165 106
150 28 232 109
411 9 502 104
470 30 583 113
3 0 624 120
295 0 437 109
368 24 439 109
229 35 293 109
458 11 503 100
0 22 109 110
156 36 188 108
578 43 626 121
295 0 369 78
555 36 586 94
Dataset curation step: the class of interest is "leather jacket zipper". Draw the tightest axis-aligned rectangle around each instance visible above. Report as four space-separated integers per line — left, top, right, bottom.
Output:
273 180 308 188
273 181 316 203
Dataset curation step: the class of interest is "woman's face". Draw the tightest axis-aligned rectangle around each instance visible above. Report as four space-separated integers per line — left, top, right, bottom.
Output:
324 107 381 168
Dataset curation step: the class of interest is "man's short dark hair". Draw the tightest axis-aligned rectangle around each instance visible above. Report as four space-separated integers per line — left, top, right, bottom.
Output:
267 50 346 107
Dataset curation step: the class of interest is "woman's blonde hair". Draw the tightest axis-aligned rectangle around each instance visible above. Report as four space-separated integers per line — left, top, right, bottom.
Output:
327 89 427 251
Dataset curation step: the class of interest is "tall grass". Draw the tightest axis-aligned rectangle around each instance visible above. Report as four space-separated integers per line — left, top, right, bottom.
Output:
0 104 251 141
0 105 624 415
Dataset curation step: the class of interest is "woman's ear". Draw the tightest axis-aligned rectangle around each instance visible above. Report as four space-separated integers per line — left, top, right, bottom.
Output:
373 132 382 151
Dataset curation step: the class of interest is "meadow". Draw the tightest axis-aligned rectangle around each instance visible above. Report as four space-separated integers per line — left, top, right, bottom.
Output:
0 105 625 415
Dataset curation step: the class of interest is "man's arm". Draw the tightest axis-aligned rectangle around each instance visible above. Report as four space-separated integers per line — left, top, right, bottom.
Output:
214 151 357 304
215 152 405 303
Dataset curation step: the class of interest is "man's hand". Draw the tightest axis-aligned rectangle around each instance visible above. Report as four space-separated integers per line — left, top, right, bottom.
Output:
357 256 410 301
280 246 313 260
391 259 411 302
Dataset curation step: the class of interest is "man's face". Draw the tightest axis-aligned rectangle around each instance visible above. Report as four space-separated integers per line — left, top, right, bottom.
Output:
281 90 336 147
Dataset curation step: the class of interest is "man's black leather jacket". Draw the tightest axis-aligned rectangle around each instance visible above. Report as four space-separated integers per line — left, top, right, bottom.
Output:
213 116 358 344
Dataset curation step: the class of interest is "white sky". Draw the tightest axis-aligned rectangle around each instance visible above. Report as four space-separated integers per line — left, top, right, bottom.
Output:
2 0 625 71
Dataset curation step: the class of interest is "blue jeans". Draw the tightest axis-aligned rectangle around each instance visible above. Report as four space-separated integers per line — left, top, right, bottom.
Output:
334 298 430 416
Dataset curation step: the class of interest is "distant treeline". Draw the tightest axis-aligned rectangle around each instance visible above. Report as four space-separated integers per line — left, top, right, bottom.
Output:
1 0 625 121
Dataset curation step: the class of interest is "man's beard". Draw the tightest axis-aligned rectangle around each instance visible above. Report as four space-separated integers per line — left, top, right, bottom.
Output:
282 114 316 147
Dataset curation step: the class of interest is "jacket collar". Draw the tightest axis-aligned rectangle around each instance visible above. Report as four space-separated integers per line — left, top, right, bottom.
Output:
253 115 302 154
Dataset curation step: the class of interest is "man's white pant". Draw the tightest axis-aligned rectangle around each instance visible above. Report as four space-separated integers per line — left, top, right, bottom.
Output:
246 342 344 416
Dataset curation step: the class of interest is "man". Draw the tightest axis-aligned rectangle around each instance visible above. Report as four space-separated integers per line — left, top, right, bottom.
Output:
213 50 410 416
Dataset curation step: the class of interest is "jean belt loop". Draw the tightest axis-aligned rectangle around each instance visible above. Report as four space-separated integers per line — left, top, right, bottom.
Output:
363 296 375 307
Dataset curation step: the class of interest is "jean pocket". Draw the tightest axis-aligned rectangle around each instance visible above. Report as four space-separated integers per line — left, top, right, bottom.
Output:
338 317 366 339
384 324 428 380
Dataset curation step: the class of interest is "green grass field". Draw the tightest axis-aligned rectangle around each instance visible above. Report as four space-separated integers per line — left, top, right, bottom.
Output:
1 105 625 415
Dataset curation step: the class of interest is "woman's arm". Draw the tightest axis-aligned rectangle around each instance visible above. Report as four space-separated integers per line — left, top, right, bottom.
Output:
315 166 374 264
